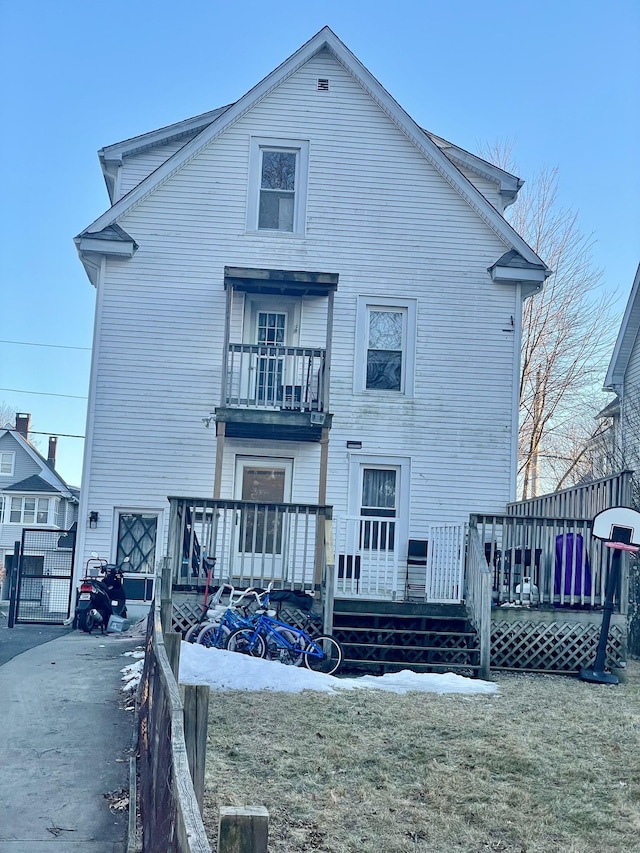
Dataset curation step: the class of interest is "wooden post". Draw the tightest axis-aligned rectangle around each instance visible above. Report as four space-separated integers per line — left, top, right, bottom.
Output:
164 631 181 681
214 420 226 499
161 555 173 599
183 684 210 814
218 806 269 853
7 540 21 628
323 517 335 635
161 598 173 635
165 500 180 590
479 570 491 680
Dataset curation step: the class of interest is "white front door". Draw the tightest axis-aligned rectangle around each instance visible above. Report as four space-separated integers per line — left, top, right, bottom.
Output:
337 457 410 599
233 457 293 583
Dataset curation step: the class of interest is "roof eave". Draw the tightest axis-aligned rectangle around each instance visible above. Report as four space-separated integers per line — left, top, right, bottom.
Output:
604 262 640 389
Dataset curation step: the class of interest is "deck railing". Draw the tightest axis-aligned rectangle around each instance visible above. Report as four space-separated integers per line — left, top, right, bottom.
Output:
465 523 492 678
167 497 332 592
333 515 399 598
507 471 634 520
224 344 326 412
471 513 624 610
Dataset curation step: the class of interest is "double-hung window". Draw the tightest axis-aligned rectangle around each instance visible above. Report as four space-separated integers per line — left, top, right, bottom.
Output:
0 451 15 476
355 297 417 395
247 138 309 234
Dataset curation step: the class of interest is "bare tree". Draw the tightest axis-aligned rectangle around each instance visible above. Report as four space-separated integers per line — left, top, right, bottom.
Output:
480 143 617 497
0 402 18 429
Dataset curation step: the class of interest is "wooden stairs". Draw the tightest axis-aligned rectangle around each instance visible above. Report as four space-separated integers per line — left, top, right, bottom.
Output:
332 599 482 676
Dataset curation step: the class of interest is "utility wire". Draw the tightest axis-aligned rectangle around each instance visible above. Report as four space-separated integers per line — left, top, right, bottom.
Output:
0 388 87 400
5 428 84 439
0 339 91 351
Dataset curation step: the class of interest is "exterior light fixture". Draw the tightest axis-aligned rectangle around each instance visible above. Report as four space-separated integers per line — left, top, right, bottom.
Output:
89 511 99 529
346 441 362 449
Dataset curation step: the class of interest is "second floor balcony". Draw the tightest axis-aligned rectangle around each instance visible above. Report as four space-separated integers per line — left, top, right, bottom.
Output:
215 265 337 442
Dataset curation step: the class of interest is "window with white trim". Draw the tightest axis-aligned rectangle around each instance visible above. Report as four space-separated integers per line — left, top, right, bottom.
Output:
355 297 417 395
9 496 50 525
247 138 309 234
0 452 15 475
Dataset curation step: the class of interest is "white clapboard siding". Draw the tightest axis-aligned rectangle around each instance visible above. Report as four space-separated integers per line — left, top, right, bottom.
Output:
80 49 522 574
117 137 198 200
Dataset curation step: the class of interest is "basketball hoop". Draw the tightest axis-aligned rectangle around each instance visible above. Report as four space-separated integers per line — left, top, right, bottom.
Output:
580 506 640 685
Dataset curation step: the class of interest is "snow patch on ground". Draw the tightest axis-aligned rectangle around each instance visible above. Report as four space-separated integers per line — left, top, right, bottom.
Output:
121 641 498 696
178 642 498 695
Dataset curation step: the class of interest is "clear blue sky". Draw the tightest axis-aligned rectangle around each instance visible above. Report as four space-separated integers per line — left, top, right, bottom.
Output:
1 0 638 486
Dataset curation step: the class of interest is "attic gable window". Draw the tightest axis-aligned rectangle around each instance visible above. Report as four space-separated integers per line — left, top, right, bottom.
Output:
247 138 309 235
259 149 296 231
0 451 15 475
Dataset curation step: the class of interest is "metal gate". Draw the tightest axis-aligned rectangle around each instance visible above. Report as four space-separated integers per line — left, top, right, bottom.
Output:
9 528 75 624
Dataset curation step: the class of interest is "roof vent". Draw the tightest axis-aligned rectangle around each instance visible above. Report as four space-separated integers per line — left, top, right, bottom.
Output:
317 78 330 92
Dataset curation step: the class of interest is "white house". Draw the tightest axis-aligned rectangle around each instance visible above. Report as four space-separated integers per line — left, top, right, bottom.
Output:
0 413 78 603
601 262 640 506
74 27 549 619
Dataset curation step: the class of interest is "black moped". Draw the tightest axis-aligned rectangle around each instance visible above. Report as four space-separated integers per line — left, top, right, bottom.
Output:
75 557 129 633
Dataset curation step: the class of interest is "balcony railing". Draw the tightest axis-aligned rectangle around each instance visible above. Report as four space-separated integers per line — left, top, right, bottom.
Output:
167 497 332 592
224 344 326 412
471 513 624 610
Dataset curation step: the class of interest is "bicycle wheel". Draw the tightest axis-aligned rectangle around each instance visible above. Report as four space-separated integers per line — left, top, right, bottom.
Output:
226 628 267 658
304 634 343 676
184 622 204 643
266 628 305 666
196 621 226 648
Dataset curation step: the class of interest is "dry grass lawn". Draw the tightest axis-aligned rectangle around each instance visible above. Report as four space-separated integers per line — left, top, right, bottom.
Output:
203 662 640 852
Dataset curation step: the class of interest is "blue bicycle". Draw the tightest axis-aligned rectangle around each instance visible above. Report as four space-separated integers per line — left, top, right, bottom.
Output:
226 609 343 676
195 587 264 650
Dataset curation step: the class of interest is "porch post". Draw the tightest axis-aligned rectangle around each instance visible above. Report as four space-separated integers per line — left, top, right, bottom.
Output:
323 290 334 411
213 421 225 499
318 427 330 506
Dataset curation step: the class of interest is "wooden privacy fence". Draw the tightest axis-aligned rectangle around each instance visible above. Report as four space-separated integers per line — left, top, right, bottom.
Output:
138 576 271 852
138 595 211 853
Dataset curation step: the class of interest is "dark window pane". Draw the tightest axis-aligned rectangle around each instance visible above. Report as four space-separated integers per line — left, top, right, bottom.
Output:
259 190 294 231
261 151 296 191
366 350 402 390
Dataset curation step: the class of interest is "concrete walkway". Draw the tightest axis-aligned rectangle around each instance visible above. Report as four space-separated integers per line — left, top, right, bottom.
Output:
0 627 141 852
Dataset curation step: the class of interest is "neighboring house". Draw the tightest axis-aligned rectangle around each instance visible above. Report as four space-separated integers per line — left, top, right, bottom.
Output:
0 414 79 598
73 27 549 619
597 263 640 507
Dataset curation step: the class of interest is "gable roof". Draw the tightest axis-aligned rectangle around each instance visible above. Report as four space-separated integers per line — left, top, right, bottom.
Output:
604 262 640 389
0 428 78 498
76 27 549 286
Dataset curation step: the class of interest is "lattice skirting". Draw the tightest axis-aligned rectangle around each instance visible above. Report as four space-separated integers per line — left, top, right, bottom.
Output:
171 597 204 635
491 619 625 672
